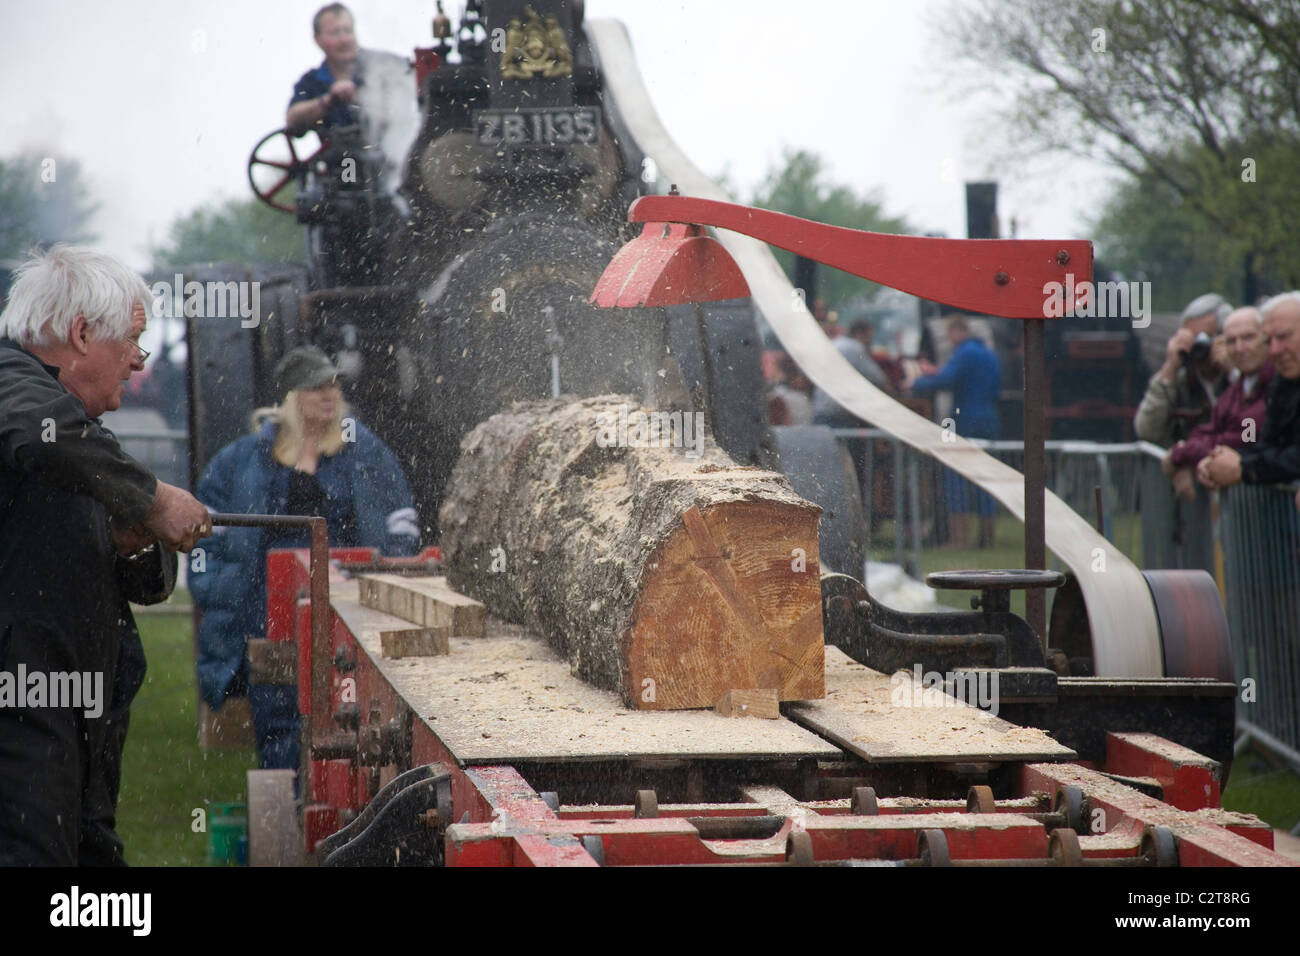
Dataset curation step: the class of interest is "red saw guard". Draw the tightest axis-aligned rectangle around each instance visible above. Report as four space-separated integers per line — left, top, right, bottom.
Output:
590 221 750 308
591 195 1093 318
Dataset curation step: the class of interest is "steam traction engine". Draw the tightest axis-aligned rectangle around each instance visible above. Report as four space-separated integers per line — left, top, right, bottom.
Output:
185 1 1290 867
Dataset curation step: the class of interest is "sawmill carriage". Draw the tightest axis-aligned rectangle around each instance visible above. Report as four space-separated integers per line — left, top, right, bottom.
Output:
180 0 1288 867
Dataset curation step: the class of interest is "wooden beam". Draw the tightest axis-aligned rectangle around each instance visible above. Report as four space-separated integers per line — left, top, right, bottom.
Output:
358 574 486 637
380 626 451 659
715 689 780 719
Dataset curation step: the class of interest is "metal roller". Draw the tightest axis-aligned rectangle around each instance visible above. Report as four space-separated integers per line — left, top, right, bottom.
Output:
1141 570 1235 681
1050 569 1234 680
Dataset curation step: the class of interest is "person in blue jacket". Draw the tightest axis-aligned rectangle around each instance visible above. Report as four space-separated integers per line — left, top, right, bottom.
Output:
190 346 419 769
907 315 1002 548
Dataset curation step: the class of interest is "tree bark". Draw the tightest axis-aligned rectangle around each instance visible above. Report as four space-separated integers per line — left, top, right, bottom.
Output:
438 395 825 709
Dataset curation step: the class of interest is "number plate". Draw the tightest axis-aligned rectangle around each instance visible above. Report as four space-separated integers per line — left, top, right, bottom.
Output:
474 107 601 148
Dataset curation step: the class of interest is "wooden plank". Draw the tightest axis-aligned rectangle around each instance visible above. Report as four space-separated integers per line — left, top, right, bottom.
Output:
715 688 780 719
331 581 840 765
421 577 487 637
785 647 1075 764
380 626 450 659
358 573 485 636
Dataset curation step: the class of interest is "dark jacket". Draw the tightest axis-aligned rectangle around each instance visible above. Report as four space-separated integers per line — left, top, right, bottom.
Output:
1170 364 1275 468
1240 374 1300 485
0 337 174 865
190 417 419 708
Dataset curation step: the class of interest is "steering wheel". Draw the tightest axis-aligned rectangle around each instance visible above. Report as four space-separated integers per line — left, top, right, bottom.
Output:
247 127 328 213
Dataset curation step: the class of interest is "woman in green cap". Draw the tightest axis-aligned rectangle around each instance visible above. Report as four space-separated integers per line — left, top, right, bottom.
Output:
190 346 419 770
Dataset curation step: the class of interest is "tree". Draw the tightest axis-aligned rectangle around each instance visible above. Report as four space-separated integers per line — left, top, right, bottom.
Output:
1090 174 1231 313
151 194 306 269
0 153 98 262
938 0 1300 301
1090 147 1297 311
748 149 912 316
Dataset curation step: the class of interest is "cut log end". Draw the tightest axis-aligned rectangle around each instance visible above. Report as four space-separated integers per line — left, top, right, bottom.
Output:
627 500 824 709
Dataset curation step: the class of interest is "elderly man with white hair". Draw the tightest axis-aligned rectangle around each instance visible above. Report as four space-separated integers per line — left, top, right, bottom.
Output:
0 244 210 865
1200 291 1300 490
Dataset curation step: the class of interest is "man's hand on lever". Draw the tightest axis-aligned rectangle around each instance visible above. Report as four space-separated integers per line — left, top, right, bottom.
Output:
140 481 212 553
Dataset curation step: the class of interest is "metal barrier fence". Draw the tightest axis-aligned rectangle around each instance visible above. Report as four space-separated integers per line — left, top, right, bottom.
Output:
834 431 1210 576
1221 482 1300 756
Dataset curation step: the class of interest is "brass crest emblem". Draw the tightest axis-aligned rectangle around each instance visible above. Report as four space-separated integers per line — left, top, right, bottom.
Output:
501 6 573 79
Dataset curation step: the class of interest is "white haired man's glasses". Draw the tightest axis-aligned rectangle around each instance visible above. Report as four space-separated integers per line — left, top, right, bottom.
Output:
127 339 150 364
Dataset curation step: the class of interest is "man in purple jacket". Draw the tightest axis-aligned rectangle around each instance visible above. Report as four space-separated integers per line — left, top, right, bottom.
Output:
1199 293 1300 491
1162 306 1273 500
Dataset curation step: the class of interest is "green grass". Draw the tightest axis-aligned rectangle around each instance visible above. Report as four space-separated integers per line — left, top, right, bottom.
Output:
1222 746 1300 832
118 612 256 866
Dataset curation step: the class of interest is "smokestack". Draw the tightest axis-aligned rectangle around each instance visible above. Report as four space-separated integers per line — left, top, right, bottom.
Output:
966 182 998 239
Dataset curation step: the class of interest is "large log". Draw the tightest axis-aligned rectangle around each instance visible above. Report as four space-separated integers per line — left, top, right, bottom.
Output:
438 395 825 709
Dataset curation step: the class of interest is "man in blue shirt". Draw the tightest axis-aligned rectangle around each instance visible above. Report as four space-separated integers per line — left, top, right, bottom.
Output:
907 315 1002 547
287 3 361 132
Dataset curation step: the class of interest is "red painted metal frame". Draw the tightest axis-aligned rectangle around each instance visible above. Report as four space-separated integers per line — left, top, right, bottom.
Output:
273 550 1291 866
440 745 1292 866
442 768 1048 866
617 195 1093 319
1020 757 1288 867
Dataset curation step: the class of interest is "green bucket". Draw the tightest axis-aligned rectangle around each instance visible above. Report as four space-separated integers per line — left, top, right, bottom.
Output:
207 801 248 866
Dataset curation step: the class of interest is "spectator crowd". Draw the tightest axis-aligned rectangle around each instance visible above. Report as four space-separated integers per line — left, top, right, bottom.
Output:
766 290 1300 556
1136 291 1300 508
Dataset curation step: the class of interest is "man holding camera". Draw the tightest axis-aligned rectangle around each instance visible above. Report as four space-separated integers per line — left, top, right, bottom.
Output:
1133 293 1230 574
1134 293 1231 447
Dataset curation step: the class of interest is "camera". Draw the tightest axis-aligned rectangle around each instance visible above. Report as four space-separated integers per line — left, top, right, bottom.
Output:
1181 331 1214 365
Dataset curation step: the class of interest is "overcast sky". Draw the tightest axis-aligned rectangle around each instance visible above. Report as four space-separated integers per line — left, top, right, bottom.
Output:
1 0 1117 272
